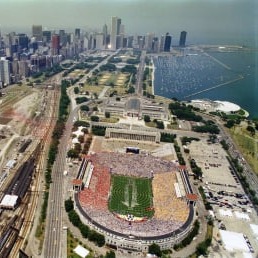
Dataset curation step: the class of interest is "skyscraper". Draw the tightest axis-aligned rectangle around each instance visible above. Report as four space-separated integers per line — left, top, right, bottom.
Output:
43 30 51 43
95 33 104 50
75 28 80 39
18 34 29 50
0 57 11 86
110 16 121 50
164 33 171 52
32 25 43 41
179 31 187 47
159 35 165 52
102 24 108 49
51 34 60 55
145 33 155 51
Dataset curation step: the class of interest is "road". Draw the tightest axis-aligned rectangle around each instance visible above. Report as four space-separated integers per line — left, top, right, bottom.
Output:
43 104 80 258
135 50 146 96
78 49 121 84
42 51 119 257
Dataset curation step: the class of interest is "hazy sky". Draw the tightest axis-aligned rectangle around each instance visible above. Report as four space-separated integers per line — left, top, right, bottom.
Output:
0 0 257 44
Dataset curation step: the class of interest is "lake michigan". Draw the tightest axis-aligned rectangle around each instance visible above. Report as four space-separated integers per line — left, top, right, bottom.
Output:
153 46 258 118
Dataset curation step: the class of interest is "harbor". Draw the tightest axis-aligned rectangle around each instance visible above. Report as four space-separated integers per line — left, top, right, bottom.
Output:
152 46 258 118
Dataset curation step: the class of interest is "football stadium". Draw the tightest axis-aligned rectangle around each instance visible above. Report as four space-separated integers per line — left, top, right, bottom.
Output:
73 146 196 254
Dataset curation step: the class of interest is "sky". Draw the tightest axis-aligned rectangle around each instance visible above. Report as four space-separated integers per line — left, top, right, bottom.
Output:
0 0 257 45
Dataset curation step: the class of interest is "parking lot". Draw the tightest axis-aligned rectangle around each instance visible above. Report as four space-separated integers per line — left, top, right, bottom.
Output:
188 139 258 257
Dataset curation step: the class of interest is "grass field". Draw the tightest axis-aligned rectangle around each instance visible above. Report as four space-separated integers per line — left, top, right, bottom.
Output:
230 126 258 174
109 175 154 218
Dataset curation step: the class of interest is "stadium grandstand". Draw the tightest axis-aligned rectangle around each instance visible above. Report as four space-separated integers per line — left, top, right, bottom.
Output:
74 152 196 253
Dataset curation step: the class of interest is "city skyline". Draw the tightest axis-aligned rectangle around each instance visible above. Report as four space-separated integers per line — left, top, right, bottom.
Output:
0 0 257 45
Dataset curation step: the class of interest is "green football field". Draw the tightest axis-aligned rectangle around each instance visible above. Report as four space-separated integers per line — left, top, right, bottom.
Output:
108 175 154 218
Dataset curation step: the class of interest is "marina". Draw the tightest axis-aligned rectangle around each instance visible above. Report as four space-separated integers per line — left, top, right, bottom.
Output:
152 47 258 118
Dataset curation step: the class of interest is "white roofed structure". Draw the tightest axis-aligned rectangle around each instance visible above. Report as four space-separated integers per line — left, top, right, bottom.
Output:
234 211 250 221
219 230 250 253
0 194 19 210
250 224 258 236
190 99 246 115
219 209 233 217
73 245 89 258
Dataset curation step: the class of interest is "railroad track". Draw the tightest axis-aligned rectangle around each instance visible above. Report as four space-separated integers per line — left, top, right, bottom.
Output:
0 88 60 257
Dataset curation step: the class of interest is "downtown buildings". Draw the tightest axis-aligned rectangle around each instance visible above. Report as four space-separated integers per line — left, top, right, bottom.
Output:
0 17 187 87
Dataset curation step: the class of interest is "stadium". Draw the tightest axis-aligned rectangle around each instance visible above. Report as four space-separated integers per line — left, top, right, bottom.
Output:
73 150 196 254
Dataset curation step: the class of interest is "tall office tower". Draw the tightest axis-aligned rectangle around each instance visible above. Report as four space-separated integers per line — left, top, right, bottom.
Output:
179 31 187 47
83 36 89 50
116 34 123 49
59 30 67 46
32 25 43 41
12 59 20 82
145 33 155 51
75 28 80 39
164 33 172 52
0 57 11 86
0 28 2 49
123 37 127 48
152 37 159 53
18 60 29 78
127 36 133 48
95 33 104 50
18 34 29 50
51 34 60 55
110 16 121 50
43 30 51 43
102 24 108 48
159 35 165 52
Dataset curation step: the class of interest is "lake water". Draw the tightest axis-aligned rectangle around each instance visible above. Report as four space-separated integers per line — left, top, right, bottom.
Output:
153 47 258 118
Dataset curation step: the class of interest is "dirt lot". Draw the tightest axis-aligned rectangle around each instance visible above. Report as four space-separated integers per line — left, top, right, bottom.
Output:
0 85 43 168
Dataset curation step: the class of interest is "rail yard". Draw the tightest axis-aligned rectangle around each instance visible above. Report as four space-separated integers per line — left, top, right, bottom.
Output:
0 82 60 257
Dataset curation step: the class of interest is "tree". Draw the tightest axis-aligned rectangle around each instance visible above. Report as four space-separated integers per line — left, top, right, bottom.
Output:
148 243 162 257
74 87 79 94
105 251 116 258
74 121 90 127
196 242 208 256
64 198 74 212
224 119 235 128
144 115 151 123
156 120 164 129
67 149 79 159
247 125 255 136
78 135 85 144
88 230 105 247
80 224 90 238
105 112 111 118
81 128 88 134
76 97 88 104
68 210 81 227
127 86 135 94
80 105 90 111
91 115 99 122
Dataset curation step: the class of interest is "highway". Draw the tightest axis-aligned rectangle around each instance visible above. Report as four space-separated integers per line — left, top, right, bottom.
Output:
42 51 119 257
43 105 80 258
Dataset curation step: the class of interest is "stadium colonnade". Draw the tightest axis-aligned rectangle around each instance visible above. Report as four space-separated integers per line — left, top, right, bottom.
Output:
74 193 195 254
